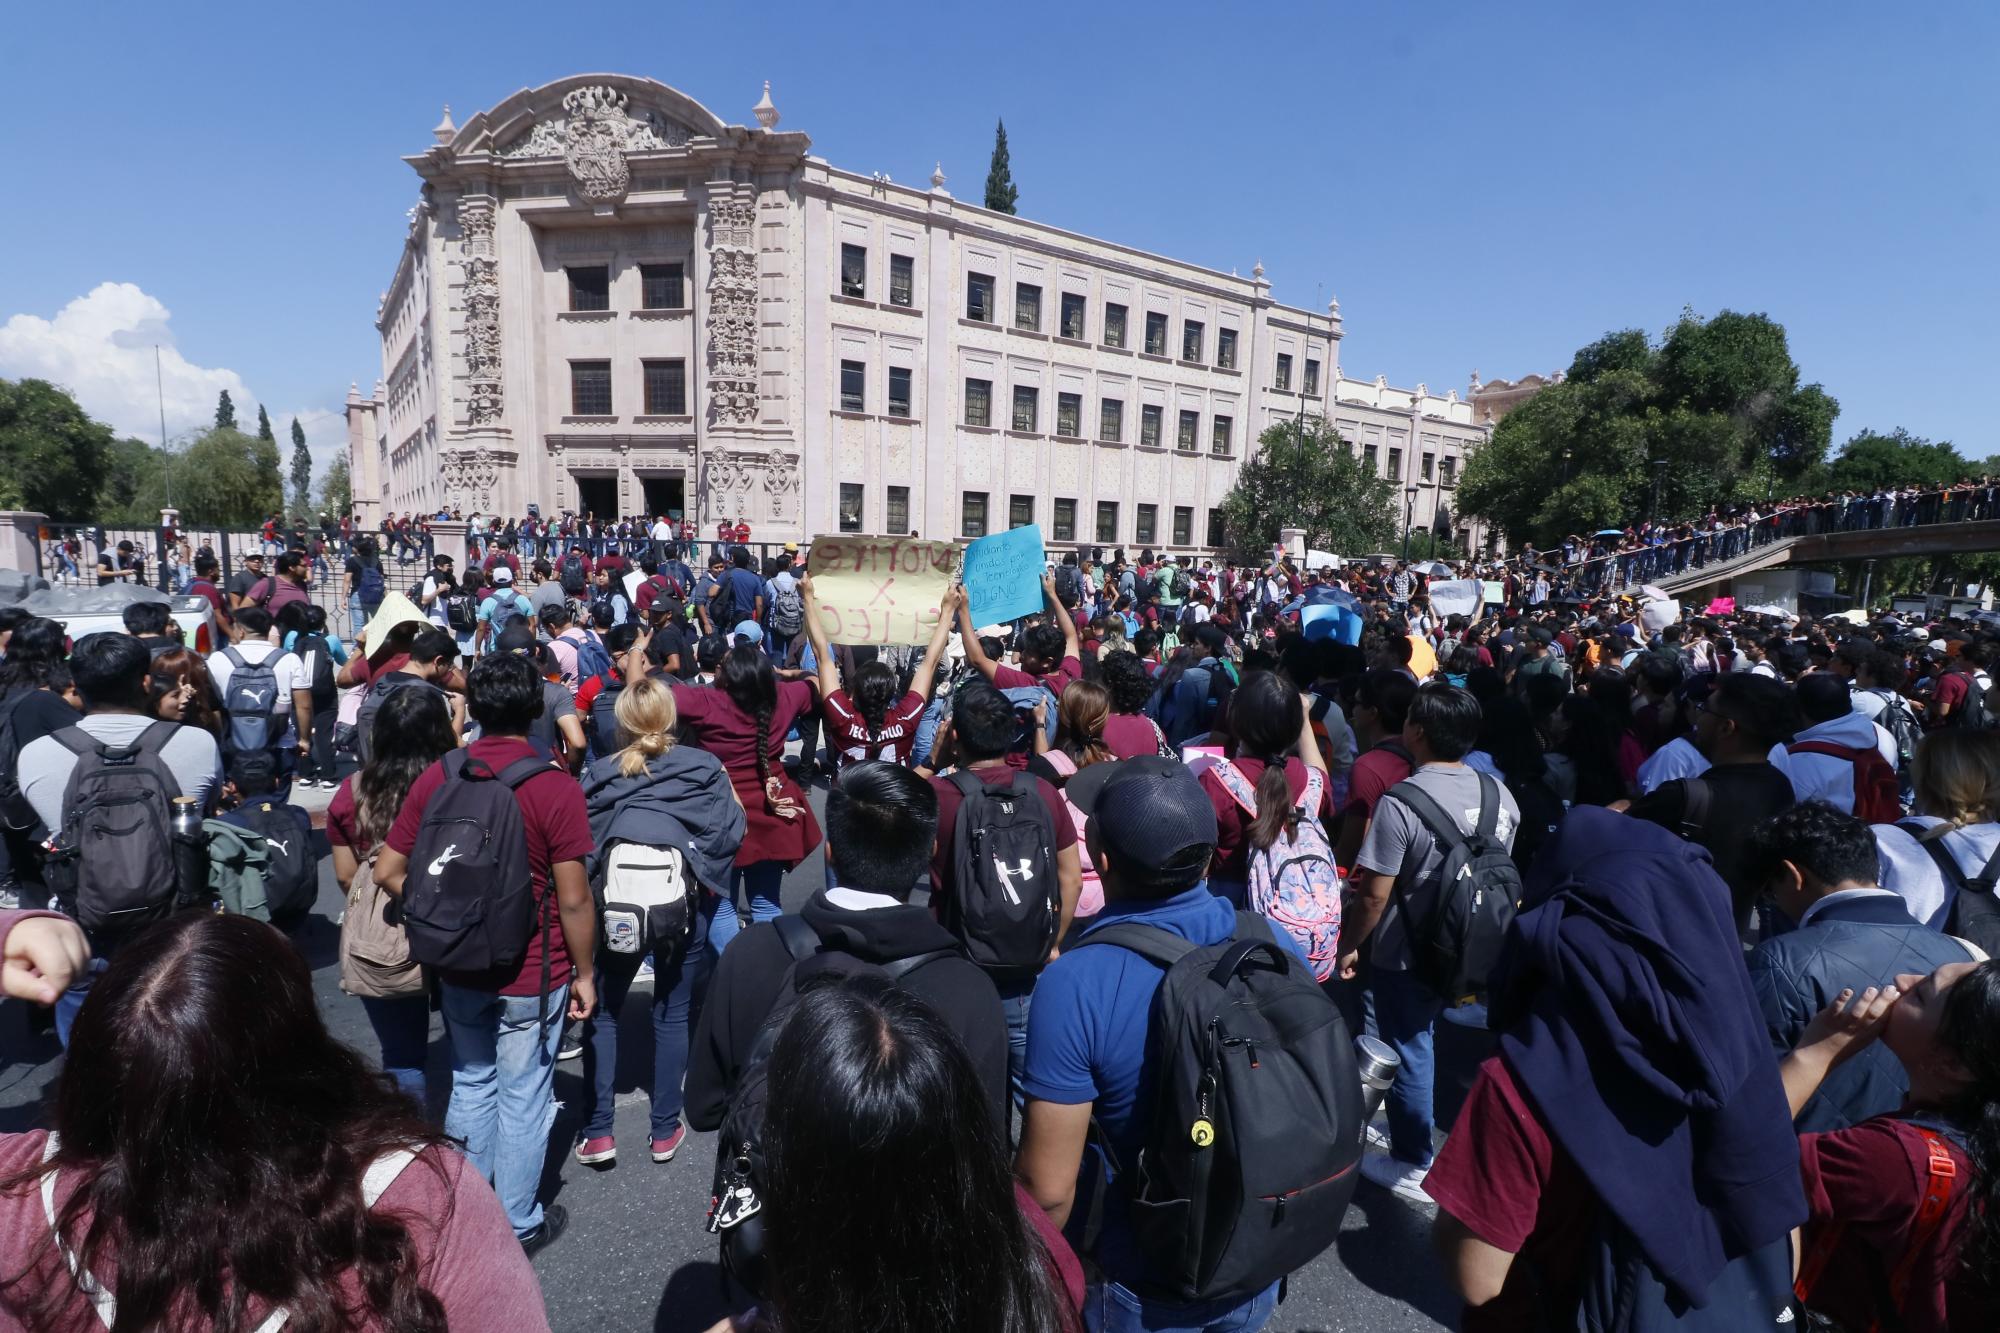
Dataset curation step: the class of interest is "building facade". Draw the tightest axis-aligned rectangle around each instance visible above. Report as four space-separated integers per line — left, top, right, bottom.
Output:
348 74 1487 554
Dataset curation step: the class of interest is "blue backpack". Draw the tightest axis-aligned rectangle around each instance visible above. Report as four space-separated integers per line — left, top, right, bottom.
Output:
573 630 613 683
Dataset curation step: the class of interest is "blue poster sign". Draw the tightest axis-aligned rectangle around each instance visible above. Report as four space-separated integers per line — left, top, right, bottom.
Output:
962 524 1047 626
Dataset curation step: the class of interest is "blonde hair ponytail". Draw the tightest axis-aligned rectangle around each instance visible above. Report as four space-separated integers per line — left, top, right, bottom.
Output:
614 675 679 777
1912 729 2000 837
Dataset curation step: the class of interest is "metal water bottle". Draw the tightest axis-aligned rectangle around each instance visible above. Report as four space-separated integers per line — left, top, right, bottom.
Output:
170 796 208 909
1355 1034 1402 1125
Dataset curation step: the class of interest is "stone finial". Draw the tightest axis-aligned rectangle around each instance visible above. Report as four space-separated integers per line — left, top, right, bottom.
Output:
1328 293 1340 316
347 381 362 402
1470 368 1482 392
1251 260 1266 281
753 81 780 130
432 104 456 145
930 161 947 190
1417 382 1429 399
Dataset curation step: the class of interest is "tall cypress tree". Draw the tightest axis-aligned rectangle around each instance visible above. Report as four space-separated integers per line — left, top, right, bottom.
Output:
256 404 274 441
984 119 1018 214
214 389 236 431
288 417 313 517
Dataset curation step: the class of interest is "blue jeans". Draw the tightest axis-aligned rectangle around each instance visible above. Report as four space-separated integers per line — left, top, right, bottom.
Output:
998 978 1033 1111
439 981 570 1237
1086 1279 1277 1333
361 992 432 1106
1364 966 1443 1166
582 897 714 1140
54 955 110 1048
710 862 784 953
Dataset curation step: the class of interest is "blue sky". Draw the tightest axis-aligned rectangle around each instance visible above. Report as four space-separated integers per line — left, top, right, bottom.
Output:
2 1 1994 481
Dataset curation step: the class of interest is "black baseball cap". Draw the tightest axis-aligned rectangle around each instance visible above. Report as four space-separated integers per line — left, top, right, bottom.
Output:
1065 755 1218 872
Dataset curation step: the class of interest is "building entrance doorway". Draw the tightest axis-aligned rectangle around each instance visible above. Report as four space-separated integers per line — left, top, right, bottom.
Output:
574 475 618 520
640 473 685 521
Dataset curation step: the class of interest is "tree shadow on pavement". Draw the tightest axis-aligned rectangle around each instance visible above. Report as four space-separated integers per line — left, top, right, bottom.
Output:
1333 1189 1462 1327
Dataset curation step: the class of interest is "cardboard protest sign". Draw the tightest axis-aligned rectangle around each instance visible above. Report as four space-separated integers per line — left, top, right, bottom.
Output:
1429 579 1483 619
1640 598 1681 633
806 536 959 644
961 523 1046 626
623 569 645 604
1483 581 1506 607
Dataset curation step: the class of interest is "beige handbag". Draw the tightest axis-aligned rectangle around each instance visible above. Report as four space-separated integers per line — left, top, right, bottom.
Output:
339 853 426 998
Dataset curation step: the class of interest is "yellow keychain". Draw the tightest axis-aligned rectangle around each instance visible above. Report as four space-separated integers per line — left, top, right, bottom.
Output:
1189 1118 1214 1148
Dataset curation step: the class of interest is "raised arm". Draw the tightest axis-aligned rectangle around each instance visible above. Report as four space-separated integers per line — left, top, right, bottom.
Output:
1044 573 1080 660
958 596 1002 682
908 585 961 704
798 574 842 700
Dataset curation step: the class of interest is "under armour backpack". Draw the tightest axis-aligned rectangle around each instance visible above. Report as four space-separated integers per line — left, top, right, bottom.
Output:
221 800 316 929
46 722 189 933
1788 740 1901 824
707 916 962 1297
1079 912 1363 1303
219 646 283 753
1209 762 1341 982
400 751 549 973
943 769 1061 977
1384 772 1523 1002
1905 827 2000 958
770 578 804 637
560 553 589 595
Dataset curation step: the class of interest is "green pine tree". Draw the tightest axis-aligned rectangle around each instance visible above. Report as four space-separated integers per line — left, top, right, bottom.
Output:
214 389 236 431
288 417 313 517
984 119 1018 214
256 404 274 441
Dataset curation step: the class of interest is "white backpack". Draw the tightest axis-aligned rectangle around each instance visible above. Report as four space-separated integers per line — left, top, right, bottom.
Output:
597 841 693 955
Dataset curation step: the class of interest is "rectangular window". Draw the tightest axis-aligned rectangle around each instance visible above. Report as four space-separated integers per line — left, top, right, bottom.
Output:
1135 504 1157 545
1144 311 1168 356
889 254 914 307
886 485 910 535
1173 506 1193 546
568 265 609 312
839 359 866 413
1181 320 1204 363
1422 451 1436 482
1206 507 1226 548
967 272 994 322
838 483 864 533
1388 446 1404 480
1014 282 1042 331
1012 385 1039 433
639 262 684 310
1364 444 1379 473
1211 415 1233 456
1177 409 1199 451
569 361 612 415
839 243 867 299
1217 327 1237 369
1099 398 1123 442
1056 392 1081 437
962 491 989 539
1304 357 1321 396
1274 352 1293 391
642 359 686 415
1104 303 1128 348
1441 456 1457 485
1053 497 1077 542
1140 404 1162 447
964 377 992 427
1060 292 1086 340
887 366 912 418
1096 501 1119 544
1010 494 1034 529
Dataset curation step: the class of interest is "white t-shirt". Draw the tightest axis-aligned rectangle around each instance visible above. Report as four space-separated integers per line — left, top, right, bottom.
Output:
19 714 224 834
208 641 307 744
1872 817 2000 931
1635 736 1795 795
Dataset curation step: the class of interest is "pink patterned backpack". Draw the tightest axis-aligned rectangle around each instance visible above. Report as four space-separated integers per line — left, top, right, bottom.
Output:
1210 762 1341 981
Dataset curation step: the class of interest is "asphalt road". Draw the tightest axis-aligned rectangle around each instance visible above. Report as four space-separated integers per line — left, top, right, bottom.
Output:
0 780 1477 1333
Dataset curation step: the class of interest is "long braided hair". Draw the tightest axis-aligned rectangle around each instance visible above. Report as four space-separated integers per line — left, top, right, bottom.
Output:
720 644 779 801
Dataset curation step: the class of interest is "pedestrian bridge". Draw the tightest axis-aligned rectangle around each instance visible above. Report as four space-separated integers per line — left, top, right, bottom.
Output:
1650 519 2000 598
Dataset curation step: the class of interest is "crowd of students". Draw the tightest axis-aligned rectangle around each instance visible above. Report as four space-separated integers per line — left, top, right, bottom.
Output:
0 528 1998 1332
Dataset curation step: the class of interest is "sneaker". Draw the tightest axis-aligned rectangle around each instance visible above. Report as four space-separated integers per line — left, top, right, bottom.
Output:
633 956 656 982
1363 1123 1392 1152
520 1203 569 1257
651 1124 687 1162
557 1032 584 1062
574 1135 617 1166
1359 1152 1433 1204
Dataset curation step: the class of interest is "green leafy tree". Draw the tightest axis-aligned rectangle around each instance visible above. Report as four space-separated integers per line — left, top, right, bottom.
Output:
1457 309 1839 548
318 454 352 520
1217 417 1396 562
0 378 114 519
169 427 284 528
1822 428 1969 492
256 404 274 442
288 417 313 517
214 389 236 431
984 119 1018 214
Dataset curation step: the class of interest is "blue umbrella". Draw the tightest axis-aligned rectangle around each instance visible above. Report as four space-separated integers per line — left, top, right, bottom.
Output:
1300 584 1364 645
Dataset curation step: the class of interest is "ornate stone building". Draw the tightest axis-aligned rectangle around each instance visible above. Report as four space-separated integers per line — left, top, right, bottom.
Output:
347 74 1489 552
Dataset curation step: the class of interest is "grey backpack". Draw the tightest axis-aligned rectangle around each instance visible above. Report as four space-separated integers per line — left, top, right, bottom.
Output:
48 722 189 933
219 646 282 753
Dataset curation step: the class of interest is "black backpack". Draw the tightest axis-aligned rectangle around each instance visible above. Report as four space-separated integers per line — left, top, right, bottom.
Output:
219 646 283 754
589 589 619 629
587 672 624 759
1055 563 1084 607
45 723 190 933
1383 772 1522 1001
0 689 43 834
400 751 551 974
222 800 316 929
296 632 337 703
354 675 440 765
560 553 588 595
942 769 1061 977
1869 689 1919 775
709 573 739 628
1955 672 1999 733
1903 825 2000 957
444 589 478 634
1079 912 1362 1303
707 916 960 1296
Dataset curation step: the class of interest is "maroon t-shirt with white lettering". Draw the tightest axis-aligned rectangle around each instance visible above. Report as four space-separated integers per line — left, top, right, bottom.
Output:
823 688 927 764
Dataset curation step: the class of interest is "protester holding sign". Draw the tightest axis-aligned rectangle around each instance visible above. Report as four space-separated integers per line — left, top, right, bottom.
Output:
803 575 957 768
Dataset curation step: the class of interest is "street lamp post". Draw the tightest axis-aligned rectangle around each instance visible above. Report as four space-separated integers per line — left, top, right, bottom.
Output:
1401 484 1419 561
1650 458 1669 523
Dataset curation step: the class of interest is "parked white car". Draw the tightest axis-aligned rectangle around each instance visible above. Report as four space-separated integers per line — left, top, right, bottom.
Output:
1 579 224 655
